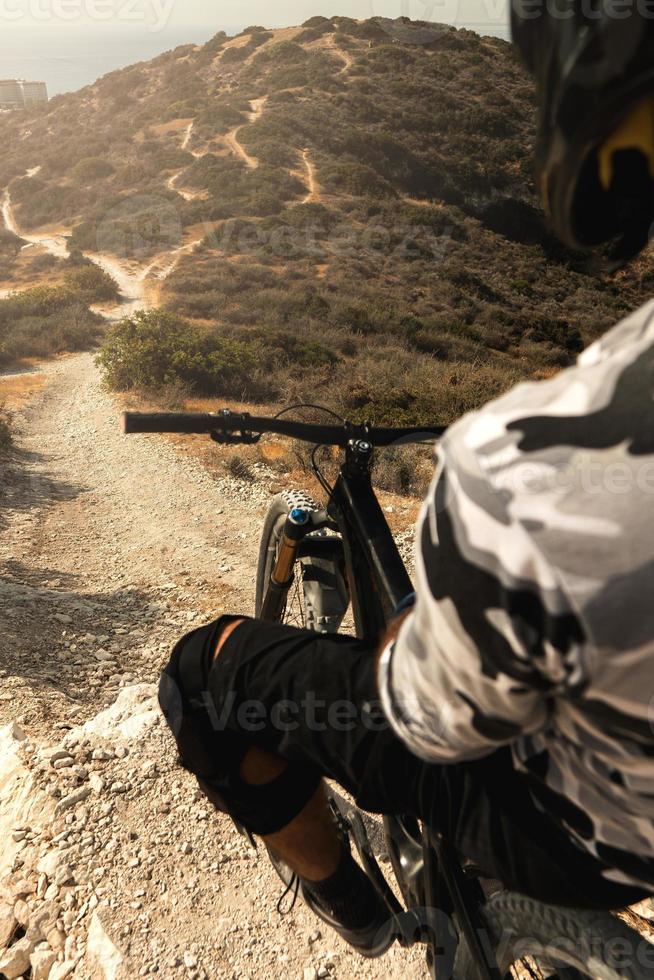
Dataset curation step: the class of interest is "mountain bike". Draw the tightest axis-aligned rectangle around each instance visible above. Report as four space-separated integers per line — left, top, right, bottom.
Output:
125 406 654 980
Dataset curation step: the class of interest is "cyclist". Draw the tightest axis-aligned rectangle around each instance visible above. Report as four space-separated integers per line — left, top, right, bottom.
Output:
159 9 654 957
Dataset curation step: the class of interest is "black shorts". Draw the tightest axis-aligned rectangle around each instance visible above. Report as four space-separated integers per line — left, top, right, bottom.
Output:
159 616 647 910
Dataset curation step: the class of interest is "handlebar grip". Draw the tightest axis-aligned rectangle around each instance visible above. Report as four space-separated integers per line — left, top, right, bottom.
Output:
122 412 219 434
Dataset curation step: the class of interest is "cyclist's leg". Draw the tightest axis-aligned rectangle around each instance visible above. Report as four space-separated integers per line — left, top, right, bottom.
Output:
161 615 647 911
159 616 398 952
204 616 423 815
208 618 649 909
159 615 421 853
214 620 342 881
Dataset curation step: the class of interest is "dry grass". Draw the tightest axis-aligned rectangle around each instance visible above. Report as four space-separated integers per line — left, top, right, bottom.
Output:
0 369 47 409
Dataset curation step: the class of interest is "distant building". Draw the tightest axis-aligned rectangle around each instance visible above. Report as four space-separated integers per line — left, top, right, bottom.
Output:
0 79 48 110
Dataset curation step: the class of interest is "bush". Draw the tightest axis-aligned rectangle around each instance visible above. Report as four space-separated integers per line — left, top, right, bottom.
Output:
71 158 115 182
63 264 120 303
97 309 269 398
0 287 103 367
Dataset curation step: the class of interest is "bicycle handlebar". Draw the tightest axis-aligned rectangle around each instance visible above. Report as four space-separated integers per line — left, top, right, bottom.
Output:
122 410 445 447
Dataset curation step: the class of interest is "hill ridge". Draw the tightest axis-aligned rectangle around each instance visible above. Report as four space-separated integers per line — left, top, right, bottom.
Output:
0 16 651 443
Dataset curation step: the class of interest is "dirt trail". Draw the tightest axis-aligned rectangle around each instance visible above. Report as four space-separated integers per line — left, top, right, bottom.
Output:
224 96 268 170
326 37 354 75
166 171 205 202
1 189 153 319
2 179 199 316
301 149 321 204
0 354 427 979
2 192 69 259
167 121 210 201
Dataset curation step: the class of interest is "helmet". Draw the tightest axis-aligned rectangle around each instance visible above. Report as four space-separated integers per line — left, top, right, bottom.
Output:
511 4 654 260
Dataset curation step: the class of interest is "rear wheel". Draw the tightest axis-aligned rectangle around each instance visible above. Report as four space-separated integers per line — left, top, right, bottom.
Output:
454 891 654 980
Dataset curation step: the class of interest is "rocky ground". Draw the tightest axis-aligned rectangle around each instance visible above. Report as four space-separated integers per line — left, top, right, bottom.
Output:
0 355 428 980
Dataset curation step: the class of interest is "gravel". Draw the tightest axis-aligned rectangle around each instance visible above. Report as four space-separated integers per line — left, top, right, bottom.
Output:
0 354 427 979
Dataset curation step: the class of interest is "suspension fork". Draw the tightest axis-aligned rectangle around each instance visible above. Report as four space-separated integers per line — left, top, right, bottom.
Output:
260 508 312 621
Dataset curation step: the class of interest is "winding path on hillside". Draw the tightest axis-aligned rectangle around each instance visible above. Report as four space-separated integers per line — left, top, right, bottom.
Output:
1 168 209 318
167 120 212 201
2 191 69 260
326 36 355 74
224 96 268 170
1 189 152 319
301 148 321 204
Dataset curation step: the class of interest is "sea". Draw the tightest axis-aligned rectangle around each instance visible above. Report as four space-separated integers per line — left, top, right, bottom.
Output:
0 23 511 99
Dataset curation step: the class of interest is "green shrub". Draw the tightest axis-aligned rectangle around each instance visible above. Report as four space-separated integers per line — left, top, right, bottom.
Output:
97 309 267 397
63 264 120 303
0 287 103 367
71 158 115 182
221 46 250 64
321 161 396 198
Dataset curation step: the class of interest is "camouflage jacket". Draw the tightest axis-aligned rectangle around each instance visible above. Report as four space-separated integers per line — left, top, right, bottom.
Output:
379 300 654 890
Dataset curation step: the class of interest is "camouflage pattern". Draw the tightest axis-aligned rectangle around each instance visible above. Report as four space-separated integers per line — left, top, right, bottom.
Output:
379 299 654 890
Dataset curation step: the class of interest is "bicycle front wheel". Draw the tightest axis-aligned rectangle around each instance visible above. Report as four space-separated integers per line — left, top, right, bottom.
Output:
454 891 654 980
255 490 348 631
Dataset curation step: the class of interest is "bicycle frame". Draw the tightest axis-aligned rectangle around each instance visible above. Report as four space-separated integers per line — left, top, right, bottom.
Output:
264 437 502 980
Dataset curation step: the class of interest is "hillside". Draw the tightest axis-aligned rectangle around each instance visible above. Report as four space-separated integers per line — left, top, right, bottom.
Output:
1 16 653 433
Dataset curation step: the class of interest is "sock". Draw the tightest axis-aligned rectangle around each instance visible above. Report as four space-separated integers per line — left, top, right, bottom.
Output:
301 845 382 929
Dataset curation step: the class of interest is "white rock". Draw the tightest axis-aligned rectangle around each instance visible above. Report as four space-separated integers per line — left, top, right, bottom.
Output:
183 951 197 969
30 946 56 980
94 650 114 663
67 685 159 746
0 936 34 978
54 786 91 817
7 722 26 742
49 959 78 980
88 911 123 980
13 898 29 926
37 851 63 879
27 900 58 943
53 864 74 887
0 902 17 946
303 969 318 980
0 724 54 882
89 774 105 794
52 757 74 771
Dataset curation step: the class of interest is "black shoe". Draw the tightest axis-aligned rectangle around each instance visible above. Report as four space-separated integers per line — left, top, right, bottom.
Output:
301 882 397 958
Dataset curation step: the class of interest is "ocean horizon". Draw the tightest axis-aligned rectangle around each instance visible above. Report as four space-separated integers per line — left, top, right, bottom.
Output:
0 22 511 98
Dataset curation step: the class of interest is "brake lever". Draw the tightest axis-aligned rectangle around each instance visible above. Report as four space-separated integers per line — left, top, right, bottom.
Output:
209 409 261 446
209 429 261 446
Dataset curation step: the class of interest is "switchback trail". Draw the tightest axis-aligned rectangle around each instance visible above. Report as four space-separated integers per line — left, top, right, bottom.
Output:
1 189 153 319
224 96 268 170
0 354 427 980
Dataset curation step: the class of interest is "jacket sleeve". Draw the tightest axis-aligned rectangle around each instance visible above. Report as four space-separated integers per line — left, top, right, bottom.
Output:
378 416 585 764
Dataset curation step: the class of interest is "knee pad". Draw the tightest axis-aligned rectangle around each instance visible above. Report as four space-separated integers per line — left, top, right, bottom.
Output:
159 618 320 835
